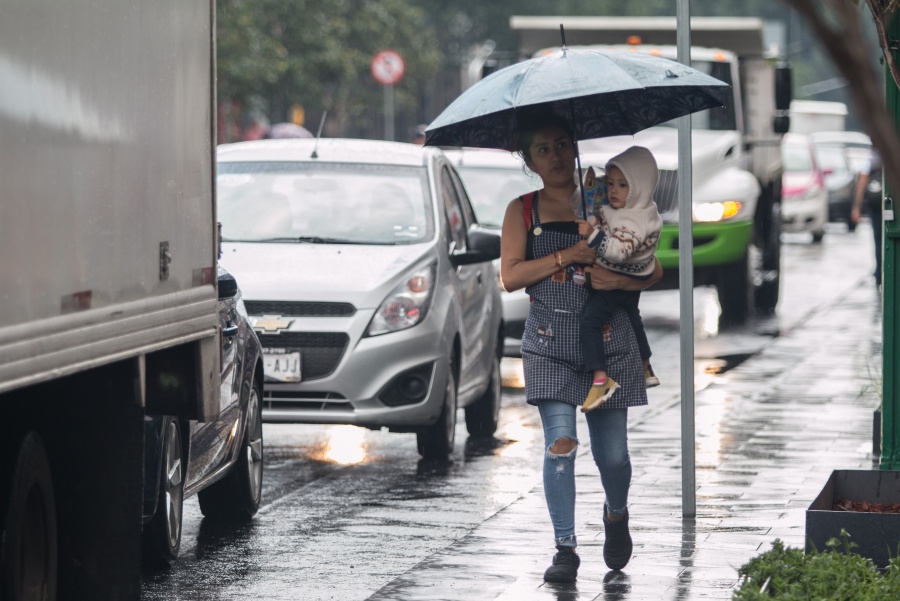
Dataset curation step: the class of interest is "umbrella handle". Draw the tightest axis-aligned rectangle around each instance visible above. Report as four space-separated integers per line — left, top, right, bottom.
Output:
567 95 588 219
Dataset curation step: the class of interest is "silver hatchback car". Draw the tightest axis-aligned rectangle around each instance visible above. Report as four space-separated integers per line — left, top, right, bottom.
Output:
217 139 503 459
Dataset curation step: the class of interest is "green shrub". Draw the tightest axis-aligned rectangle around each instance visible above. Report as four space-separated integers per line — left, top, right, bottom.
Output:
733 532 900 600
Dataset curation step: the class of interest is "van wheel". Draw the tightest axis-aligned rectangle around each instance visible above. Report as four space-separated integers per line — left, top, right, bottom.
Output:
717 250 753 328
465 355 501 438
198 381 264 520
1 432 57 601
417 365 457 460
142 417 183 568
812 229 825 243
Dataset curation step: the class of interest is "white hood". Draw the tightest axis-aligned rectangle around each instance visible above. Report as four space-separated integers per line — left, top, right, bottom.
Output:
220 242 434 309
579 127 743 181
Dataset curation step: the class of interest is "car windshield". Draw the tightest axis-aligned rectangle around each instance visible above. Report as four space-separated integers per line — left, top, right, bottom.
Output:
217 162 434 244
454 166 537 227
656 59 736 131
813 146 849 173
782 144 814 172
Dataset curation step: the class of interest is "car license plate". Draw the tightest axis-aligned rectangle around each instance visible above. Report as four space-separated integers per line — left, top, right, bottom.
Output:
263 351 302 382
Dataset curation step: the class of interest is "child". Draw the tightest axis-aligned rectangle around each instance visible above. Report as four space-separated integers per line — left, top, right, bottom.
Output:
577 146 663 412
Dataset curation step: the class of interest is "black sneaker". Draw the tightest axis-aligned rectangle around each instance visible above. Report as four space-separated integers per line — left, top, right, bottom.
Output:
543 546 580 583
603 507 633 571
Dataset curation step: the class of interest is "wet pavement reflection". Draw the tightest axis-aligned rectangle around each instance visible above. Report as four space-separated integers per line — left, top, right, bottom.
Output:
142 222 883 600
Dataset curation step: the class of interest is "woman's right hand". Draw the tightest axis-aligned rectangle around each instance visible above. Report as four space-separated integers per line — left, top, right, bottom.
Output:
566 240 596 265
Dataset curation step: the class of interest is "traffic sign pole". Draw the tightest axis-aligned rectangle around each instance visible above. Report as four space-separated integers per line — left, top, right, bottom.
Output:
371 50 405 142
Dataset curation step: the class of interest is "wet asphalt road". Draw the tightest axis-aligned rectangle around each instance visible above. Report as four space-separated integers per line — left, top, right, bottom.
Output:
141 222 878 600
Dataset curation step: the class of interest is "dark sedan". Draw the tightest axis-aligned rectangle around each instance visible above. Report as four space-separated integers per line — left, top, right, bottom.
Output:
141 268 265 567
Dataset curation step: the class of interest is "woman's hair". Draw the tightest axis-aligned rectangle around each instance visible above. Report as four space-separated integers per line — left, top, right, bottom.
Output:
512 108 574 165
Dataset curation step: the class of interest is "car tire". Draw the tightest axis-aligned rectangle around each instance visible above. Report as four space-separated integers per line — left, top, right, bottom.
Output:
1 432 57 601
142 417 184 568
755 201 781 314
198 380 264 521
464 354 501 438
717 250 753 328
812 229 825 243
417 363 457 460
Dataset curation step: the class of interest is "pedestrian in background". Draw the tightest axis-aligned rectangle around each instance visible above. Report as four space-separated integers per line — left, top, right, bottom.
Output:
851 148 883 287
499 108 662 582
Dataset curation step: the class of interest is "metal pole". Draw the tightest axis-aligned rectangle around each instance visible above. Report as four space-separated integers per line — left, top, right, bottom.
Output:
881 11 899 469
677 0 696 517
385 84 395 141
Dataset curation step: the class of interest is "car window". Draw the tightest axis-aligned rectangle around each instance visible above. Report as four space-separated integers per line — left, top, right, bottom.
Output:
440 166 467 251
217 162 434 244
454 165 536 227
782 144 814 173
449 168 478 229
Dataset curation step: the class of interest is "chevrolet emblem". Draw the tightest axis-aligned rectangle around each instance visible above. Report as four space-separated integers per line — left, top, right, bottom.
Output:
252 316 293 332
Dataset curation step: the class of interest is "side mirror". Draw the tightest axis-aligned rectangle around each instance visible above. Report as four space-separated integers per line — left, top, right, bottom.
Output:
218 271 238 300
449 225 501 267
775 61 792 112
773 114 790 135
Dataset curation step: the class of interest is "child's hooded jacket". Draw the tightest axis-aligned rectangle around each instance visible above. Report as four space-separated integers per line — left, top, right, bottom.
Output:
587 146 663 278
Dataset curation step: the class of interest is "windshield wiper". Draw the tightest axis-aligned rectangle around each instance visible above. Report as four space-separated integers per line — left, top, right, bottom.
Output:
251 236 364 244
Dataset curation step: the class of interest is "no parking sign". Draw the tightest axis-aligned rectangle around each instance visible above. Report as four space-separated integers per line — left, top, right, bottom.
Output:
370 50 405 86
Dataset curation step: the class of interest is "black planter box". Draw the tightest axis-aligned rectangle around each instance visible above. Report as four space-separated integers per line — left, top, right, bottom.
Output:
806 469 900 568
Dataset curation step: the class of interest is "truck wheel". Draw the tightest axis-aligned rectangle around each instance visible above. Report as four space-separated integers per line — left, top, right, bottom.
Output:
465 354 501 438
1 432 57 601
142 417 184 568
717 251 753 328
755 202 781 314
417 363 457 460
198 381 264 520
811 229 825 243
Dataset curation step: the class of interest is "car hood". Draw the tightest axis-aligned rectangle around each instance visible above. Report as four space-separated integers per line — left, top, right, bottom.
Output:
220 242 435 309
579 127 742 178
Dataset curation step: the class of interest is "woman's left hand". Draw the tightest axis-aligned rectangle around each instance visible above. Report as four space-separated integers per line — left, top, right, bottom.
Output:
586 258 663 291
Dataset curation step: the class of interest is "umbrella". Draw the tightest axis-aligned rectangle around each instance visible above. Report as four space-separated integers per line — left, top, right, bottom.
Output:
424 46 729 152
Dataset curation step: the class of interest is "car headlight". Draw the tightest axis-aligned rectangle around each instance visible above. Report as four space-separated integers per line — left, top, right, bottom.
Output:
693 201 743 222
365 262 437 337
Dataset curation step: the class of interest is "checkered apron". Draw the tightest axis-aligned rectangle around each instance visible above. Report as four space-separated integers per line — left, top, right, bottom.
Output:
521 194 648 409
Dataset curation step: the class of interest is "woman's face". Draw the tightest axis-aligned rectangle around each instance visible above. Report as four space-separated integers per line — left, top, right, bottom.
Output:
524 126 575 187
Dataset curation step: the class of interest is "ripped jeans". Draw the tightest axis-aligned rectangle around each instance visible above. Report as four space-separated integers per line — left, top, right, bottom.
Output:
538 400 631 549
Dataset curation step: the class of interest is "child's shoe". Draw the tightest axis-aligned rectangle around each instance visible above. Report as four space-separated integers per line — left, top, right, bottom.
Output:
581 377 619 412
644 364 660 388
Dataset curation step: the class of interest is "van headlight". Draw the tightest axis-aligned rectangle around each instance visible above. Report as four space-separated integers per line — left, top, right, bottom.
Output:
365 262 437 336
693 201 743 222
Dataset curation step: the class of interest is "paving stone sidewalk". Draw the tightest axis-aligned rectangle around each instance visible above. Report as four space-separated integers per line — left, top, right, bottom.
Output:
369 278 883 601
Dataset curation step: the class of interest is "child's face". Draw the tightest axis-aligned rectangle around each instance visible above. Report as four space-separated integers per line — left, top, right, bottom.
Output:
606 165 629 209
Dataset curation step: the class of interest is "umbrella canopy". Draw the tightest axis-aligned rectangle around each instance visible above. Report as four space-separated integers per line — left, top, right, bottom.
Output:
425 47 729 151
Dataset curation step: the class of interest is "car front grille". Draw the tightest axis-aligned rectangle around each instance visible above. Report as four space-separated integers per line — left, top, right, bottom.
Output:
245 301 356 317
257 331 349 380
262 390 352 412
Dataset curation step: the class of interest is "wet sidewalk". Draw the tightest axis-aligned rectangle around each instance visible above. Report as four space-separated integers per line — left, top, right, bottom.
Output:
369 277 883 601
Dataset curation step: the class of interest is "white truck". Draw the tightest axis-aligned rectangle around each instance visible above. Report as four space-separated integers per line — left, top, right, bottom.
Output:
0 1 219 598
510 16 792 325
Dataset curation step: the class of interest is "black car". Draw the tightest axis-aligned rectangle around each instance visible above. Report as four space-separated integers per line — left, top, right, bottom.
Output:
141 268 264 567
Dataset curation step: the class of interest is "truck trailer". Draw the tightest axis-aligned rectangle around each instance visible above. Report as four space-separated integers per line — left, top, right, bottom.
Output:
0 1 219 598
510 16 792 325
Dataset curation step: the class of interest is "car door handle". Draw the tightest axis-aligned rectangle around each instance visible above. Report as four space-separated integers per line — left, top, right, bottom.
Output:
223 324 239 338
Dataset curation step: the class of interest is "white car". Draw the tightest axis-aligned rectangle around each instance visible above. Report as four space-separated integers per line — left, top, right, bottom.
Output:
781 133 829 242
443 148 538 356
217 139 503 459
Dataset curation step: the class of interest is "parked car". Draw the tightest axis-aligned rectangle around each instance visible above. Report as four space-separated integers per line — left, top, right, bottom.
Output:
443 148 537 357
216 139 504 460
811 142 856 231
781 133 829 242
810 131 873 232
142 268 264 567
